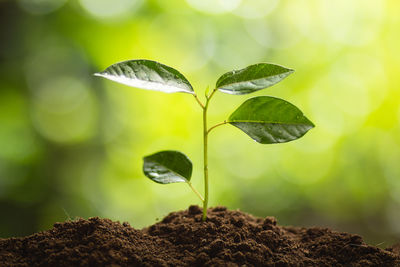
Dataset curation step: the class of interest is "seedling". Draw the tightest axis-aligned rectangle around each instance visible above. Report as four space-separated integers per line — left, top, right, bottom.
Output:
95 59 314 221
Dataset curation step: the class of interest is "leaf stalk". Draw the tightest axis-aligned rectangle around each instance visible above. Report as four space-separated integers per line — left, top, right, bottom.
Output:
207 120 228 134
193 94 205 109
187 182 204 202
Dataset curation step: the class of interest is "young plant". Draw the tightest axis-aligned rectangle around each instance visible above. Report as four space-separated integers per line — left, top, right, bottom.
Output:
95 59 314 221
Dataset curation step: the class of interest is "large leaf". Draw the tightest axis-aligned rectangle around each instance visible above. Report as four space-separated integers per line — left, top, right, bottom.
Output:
94 59 194 94
216 63 294 95
143 150 193 184
228 96 314 144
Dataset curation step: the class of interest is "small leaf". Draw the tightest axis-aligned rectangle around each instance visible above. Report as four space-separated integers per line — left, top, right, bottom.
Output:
228 96 314 144
216 63 294 95
143 150 193 184
95 59 194 94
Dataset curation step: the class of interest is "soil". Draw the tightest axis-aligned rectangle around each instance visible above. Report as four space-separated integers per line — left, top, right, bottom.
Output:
1 206 399 266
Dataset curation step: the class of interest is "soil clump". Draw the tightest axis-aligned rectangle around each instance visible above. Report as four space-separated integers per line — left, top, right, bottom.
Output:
1 205 399 266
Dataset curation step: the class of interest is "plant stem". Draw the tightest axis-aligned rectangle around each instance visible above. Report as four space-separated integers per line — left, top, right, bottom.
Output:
201 88 217 221
193 89 218 221
202 103 209 221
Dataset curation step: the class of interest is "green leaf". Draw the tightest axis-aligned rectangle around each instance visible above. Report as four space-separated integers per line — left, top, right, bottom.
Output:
228 96 314 144
143 150 193 184
94 59 194 94
216 63 294 95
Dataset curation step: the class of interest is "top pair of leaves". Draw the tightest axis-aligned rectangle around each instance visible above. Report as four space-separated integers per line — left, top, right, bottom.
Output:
94 59 294 95
95 59 314 145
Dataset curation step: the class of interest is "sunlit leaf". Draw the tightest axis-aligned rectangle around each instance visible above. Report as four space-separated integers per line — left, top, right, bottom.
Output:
216 63 294 95
228 96 314 144
95 59 194 94
143 150 193 184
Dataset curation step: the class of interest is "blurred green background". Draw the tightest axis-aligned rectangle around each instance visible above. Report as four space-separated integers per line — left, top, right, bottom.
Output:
1 0 399 246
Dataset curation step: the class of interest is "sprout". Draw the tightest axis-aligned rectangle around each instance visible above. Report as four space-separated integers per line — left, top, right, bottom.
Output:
95 59 314 221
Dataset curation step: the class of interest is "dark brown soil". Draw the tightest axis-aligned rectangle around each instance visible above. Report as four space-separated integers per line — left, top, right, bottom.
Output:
1 206 399 266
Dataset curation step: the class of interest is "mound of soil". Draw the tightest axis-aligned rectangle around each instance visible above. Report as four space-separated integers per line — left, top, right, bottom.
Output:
1 206 399 266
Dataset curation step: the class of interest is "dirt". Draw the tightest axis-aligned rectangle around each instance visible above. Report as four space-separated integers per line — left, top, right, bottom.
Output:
0 206 399 266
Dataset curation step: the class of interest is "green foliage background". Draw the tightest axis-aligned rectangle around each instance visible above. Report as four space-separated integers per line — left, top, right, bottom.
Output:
1 0 399 245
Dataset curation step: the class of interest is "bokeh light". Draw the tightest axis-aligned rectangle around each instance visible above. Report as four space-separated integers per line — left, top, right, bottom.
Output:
186 0 241 15
79 0 143 20
319 0 384 46
30 76 97 144
17 0 67 15
233 0 279 19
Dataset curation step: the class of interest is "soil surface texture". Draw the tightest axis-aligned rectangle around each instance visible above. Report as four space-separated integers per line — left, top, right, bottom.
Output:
1 205 399 266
